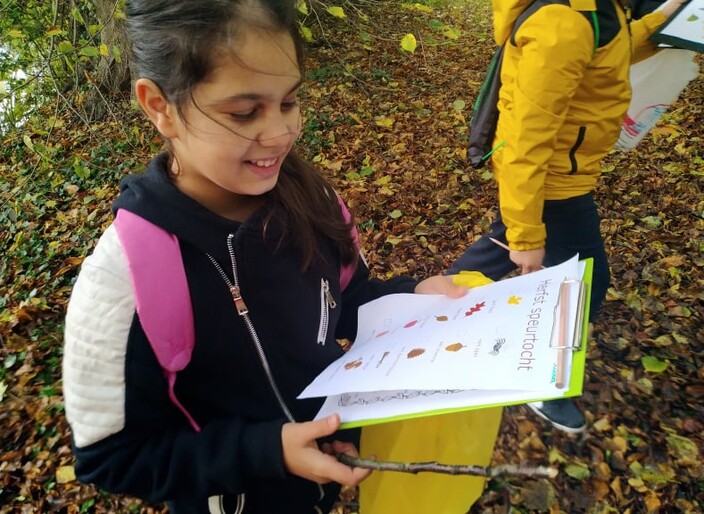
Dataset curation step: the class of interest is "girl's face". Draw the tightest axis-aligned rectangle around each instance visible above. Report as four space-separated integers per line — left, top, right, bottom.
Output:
168 28 302 220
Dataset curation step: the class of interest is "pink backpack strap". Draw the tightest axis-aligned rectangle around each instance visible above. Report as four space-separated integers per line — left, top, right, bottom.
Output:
113 209 200 432
337 195 359 291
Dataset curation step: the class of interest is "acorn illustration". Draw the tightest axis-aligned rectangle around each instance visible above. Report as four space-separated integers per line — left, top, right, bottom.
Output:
435 315 448 322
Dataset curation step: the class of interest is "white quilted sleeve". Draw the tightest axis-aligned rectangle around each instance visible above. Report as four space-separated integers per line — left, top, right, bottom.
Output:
63 224 135 448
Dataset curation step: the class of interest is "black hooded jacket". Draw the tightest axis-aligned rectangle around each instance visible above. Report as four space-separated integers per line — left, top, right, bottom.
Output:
64 154 417 513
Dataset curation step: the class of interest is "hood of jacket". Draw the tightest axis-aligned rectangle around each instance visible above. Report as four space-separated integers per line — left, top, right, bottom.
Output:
492 0 597 45
112 153 253 256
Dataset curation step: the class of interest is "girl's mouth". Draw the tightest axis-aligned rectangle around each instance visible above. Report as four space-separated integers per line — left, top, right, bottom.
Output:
249 157 278 168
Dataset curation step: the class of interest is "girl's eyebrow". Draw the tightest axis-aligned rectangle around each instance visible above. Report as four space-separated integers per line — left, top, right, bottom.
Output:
217 79 303 104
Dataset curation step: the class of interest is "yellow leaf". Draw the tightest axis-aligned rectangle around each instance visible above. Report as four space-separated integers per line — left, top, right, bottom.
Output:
326 6 346 18
300 26 313 43
323 160 343 172
666 433 700 464
452 271 493 288
375 116 394 128
400 33 417 53
645 493 661 512
8 29 25 39
592 416 612 432
628 477 648 492
402 3 433 13
565 462 590 480
56 465 76 484
349 113 364 125
649 124 679 138
99 43 109 57
444 27 461 40
296 0 309 15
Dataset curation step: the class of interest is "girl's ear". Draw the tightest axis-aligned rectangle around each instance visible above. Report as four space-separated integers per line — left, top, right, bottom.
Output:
134 79 179 138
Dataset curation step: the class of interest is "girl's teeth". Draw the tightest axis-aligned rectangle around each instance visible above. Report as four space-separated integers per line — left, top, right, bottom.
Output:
254 158 276 167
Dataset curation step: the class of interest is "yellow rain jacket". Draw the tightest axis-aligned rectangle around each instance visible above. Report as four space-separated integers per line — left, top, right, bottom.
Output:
491 0 667 250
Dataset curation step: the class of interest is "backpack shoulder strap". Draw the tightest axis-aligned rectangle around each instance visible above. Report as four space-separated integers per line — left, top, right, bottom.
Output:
510 0 599 56
337 194 359 291
113 209 200 432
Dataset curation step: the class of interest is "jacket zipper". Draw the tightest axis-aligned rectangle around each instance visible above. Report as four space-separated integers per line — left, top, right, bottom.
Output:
206 234 325 504
206 234 295 422
568 126 586 174
317 279 337 345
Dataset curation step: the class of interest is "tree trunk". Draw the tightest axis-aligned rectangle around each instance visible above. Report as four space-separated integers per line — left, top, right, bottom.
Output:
84 0 130 120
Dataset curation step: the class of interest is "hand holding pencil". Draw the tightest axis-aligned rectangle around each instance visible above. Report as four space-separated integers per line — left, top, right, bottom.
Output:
489 237 545 273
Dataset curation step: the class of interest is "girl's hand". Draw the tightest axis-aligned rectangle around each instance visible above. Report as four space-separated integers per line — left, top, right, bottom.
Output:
414 274 468 298
281 414 372 486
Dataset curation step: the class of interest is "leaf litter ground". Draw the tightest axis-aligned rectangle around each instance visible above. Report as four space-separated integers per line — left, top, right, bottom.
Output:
0 1 702 513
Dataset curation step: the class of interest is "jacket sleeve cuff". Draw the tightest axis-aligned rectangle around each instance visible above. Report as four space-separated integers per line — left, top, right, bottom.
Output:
239 419 288 480
506 225 547 251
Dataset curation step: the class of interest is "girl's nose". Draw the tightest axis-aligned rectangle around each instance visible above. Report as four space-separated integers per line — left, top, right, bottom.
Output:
258 112 300 146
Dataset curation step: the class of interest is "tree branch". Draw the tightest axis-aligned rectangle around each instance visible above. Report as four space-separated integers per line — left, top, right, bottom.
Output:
336 453 558 479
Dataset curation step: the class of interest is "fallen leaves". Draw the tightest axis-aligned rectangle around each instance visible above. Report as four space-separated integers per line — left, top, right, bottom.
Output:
1 1 702 513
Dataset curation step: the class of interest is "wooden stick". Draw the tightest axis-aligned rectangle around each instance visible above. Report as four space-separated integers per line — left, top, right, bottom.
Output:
336 453 558 479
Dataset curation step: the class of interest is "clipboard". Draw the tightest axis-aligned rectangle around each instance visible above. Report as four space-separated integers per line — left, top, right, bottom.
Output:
314 258 594 429
650 0 704 53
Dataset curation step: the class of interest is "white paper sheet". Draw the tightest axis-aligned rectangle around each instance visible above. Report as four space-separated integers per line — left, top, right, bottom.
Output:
658 0 704 46
300 256 583 400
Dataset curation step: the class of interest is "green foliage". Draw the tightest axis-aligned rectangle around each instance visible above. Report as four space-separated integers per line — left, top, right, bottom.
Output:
0 0 126 134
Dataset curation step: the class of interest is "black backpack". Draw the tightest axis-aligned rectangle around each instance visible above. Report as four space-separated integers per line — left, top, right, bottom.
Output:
467 0 601 169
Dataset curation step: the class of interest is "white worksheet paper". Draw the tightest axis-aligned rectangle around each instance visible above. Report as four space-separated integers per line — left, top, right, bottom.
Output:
299 256 582 401
658 0 704 46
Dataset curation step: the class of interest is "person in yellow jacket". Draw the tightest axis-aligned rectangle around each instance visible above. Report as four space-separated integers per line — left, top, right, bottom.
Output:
449 0 688 433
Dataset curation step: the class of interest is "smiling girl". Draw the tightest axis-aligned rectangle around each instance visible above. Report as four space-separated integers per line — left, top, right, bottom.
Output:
61 1 466 513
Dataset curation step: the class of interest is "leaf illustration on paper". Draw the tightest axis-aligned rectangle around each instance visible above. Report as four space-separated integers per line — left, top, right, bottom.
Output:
507 295 522 305
465 301 486 316
445 342 466 352
344 358 363 370
435 315 449 321
407 348 426 359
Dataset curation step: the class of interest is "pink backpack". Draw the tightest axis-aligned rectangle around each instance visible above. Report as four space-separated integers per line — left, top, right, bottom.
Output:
113 198 358 431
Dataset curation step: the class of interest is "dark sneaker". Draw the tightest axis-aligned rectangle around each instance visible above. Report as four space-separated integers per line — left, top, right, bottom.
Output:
527 399 586 434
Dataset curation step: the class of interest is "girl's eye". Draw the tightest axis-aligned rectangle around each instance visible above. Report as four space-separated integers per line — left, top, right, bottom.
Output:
281 100 299 111
230 110 256 121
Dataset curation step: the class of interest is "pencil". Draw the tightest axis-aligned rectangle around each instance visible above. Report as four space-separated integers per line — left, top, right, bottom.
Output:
555 281 570 389
489 237 510 251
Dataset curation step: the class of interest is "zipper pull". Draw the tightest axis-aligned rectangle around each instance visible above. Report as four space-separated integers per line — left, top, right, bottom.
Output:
229 286 249 315
323 280 337 309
